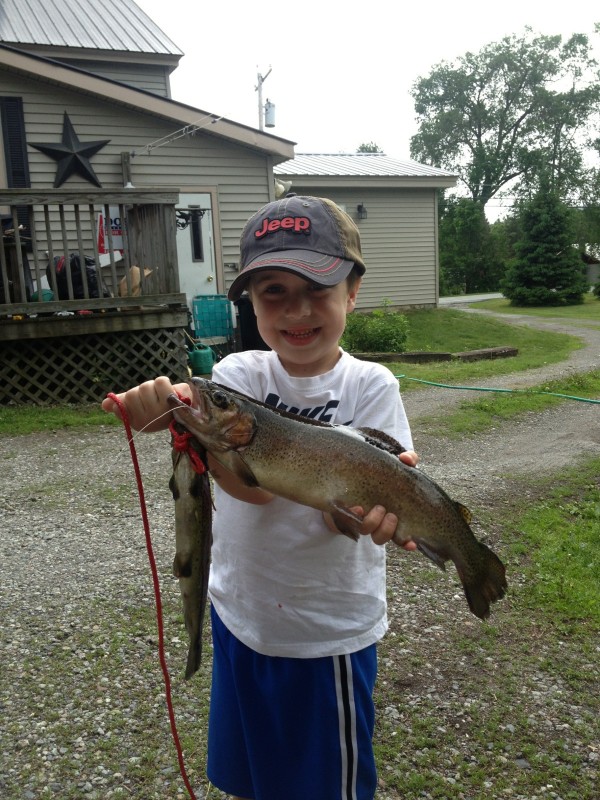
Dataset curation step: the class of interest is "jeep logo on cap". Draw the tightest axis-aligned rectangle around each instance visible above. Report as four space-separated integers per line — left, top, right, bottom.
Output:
255 216 311 239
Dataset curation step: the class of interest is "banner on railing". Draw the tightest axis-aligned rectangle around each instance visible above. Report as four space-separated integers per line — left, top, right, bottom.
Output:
97 206 124 254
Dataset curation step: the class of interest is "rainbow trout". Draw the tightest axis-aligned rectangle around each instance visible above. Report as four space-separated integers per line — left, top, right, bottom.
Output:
169 423 212 678
168 378 507 620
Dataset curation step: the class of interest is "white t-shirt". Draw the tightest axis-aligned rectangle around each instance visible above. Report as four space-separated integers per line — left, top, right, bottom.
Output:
209 348 413 658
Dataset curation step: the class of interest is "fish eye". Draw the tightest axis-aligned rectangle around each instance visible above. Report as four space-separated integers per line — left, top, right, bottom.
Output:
212 391 230 409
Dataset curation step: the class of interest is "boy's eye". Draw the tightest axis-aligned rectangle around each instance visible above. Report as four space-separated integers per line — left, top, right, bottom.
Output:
262 283 285 294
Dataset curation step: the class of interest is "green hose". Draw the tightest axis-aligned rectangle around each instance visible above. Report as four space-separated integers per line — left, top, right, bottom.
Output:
393 375 600 404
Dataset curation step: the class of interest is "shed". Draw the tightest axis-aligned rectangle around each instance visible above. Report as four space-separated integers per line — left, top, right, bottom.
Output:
274 153 457 310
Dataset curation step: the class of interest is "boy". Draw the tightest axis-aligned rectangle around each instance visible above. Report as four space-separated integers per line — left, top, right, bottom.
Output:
103 195 417 800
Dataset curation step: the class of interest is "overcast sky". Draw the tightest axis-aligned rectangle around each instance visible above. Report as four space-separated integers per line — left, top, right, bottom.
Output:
135 0 598 158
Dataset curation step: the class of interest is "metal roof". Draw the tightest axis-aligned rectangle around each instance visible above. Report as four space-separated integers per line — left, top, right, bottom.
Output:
0 0 182 55
274 153 455 179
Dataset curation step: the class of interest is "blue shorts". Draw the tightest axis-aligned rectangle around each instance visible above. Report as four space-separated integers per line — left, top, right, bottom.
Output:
207 606 378 800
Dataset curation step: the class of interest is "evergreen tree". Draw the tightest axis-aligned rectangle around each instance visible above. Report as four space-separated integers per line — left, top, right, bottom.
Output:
501 184 589 305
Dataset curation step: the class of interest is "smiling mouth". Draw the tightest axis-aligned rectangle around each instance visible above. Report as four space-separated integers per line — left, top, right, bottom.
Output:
282 328 319 340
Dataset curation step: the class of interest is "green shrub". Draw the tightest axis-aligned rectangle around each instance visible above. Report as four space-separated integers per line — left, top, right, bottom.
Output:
593 282 600 299
341 307 409 353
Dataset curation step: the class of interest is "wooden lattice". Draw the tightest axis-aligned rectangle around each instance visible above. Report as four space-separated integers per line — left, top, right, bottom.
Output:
1 327 189 405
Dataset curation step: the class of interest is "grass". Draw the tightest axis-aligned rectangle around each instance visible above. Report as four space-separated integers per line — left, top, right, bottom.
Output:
388 307 582 389
0 403 120 436
510 459 600 626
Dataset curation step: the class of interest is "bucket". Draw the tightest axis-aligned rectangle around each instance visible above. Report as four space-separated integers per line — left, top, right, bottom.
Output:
188 344 215 375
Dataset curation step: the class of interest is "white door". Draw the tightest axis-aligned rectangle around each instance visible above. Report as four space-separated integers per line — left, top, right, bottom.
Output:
176 193 217 308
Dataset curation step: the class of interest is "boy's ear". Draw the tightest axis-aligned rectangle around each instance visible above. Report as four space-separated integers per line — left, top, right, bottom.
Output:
346 277 361 311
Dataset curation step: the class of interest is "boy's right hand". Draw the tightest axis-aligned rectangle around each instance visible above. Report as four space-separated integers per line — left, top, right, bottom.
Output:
101 376 192 432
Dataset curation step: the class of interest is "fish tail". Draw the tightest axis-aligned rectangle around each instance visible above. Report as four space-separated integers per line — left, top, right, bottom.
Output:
458 543 508 620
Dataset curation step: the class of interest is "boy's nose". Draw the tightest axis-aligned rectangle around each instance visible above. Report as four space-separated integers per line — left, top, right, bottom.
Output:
285 291 311 318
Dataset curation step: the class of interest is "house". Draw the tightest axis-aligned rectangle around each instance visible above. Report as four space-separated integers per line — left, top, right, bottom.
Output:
0 0 294 403
274 153 457 310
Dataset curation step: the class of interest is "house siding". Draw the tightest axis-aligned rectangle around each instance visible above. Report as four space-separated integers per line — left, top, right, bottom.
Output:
281 185 438 310
57 59 172 97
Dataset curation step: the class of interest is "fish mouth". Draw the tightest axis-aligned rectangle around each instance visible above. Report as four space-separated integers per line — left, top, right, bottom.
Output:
167 390 209 425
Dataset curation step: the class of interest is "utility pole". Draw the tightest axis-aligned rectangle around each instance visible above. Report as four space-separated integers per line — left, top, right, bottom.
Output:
256 67 274 130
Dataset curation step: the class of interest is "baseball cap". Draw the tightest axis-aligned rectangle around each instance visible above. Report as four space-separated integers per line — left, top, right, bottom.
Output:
227 194 366 301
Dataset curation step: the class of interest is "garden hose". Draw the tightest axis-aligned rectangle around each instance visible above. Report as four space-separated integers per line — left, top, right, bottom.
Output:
394 375 600 404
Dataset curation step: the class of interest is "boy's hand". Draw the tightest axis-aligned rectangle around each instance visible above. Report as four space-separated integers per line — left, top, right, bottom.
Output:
101 376 192 432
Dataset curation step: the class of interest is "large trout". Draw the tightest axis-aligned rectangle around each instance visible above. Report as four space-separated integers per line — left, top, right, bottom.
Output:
169 422 212 679
168 378 507 620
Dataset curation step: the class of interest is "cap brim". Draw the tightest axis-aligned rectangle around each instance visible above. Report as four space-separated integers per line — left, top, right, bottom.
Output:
228 250 355 301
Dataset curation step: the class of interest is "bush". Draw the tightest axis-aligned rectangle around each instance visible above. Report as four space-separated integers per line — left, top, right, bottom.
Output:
593 282 600 299
341 307 409 353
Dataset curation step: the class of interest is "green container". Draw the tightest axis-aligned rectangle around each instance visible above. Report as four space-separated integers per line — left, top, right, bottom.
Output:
188 345 215 375
31 288 54 302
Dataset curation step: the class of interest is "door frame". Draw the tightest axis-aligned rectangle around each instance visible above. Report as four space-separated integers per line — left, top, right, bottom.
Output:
177 185 223 293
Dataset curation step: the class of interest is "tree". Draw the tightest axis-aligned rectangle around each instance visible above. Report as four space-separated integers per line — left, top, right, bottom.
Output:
410 29 600 207
438 198 505 294
357 142 383 153
501 181 589 305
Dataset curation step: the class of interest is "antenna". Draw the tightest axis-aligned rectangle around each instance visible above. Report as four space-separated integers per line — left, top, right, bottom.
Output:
256 67 276 130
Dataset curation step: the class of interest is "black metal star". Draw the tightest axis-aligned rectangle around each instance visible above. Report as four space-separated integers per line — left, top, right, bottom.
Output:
29 111 111 188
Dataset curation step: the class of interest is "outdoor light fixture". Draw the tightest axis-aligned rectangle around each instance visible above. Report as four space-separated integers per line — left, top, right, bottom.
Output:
357 203 368 220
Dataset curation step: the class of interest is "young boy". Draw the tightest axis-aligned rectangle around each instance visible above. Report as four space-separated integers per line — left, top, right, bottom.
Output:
103 195 417 800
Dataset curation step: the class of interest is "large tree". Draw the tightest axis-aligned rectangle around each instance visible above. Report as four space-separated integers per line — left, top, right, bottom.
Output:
410 29 600 207
438 197 504 294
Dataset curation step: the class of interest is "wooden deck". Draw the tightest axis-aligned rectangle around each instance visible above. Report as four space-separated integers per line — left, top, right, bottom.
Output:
0 189 191 404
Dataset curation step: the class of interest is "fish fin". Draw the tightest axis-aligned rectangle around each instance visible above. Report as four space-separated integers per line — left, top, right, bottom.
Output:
457 542 508 620
455 502 473 524
416 540 447 572
185 638 202 680
220 452 260 487
173 551 193 579
330 504 363 541
357 427 408 456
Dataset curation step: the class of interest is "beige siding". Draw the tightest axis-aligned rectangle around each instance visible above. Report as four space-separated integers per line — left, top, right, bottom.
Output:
285 186 438 310
0 70 273 292
59 59 172 97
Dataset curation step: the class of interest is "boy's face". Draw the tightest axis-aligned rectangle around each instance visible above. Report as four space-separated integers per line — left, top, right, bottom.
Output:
247 270 360 377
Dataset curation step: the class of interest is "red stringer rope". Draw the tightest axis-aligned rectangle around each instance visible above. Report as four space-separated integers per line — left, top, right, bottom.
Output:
106 392 198 800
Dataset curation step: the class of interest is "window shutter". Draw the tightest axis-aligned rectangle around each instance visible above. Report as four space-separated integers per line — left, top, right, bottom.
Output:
1 97 32 240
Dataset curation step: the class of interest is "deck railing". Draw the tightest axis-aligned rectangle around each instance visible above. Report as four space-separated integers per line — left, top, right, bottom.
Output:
0 188 185 316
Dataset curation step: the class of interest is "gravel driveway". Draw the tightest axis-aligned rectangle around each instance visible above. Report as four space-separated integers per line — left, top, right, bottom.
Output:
1 308 598 799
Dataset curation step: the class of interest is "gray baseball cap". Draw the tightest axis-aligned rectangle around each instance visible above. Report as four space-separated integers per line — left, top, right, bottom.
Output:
227 195 366 301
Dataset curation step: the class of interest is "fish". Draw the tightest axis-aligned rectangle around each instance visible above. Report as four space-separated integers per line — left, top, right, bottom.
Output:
167 378 507 620
168 421 212 679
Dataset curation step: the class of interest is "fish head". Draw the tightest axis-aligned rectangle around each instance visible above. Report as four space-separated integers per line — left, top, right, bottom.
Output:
167 378 256 452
